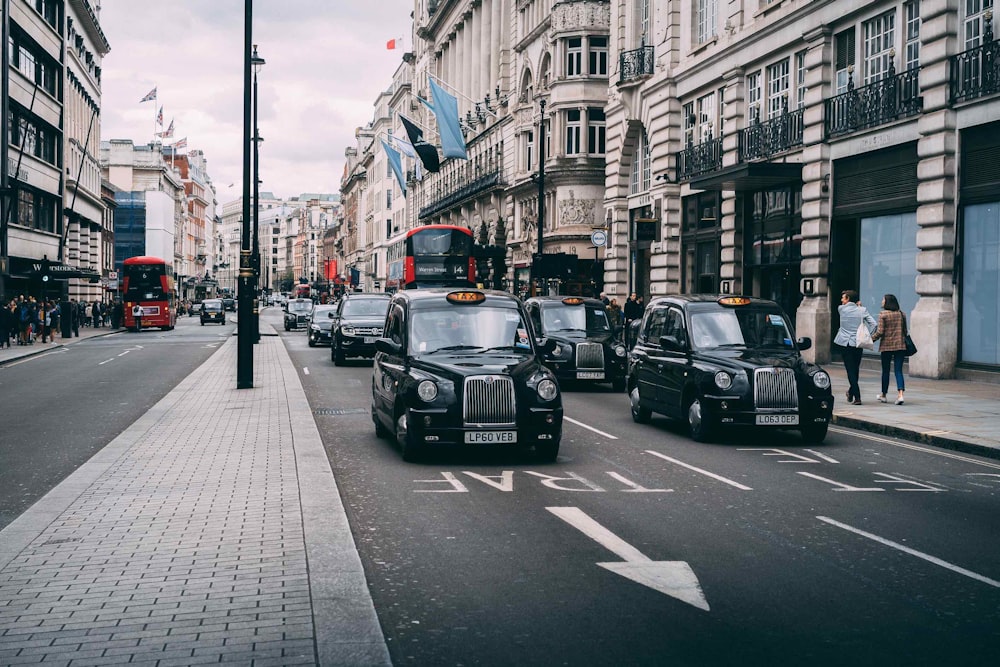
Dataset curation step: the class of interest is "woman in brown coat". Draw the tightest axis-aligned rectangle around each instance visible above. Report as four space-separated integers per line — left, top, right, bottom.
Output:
872 293 907 405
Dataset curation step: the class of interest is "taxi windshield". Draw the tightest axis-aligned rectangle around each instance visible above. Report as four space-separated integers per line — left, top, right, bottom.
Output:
541 304 611 335
688 308 795 350
342 298 389 318
288 300 312 313
409 306 533 354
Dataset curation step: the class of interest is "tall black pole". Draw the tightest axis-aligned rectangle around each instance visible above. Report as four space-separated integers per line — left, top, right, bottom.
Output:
535 98 546 296
252 46 261 345
237 0 253 388
0 0 10 300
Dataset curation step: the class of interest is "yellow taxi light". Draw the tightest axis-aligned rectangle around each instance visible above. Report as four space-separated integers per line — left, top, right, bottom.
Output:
561 297 585 306
718 296 752 306
446 291 487 304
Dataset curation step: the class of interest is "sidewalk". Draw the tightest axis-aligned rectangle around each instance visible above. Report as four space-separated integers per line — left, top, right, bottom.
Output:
0 324 391 666
0 325 121 365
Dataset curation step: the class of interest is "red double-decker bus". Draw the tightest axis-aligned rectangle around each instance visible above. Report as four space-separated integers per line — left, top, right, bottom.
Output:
121 256 177 331
385 225 476 291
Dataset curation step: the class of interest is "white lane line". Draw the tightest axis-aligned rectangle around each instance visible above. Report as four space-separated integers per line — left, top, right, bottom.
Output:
829 426 1000 470
99 358 115 365
564 416 618 440
303 367 310 375
817 516 1000 588
805 449 840 463
646 451 753 490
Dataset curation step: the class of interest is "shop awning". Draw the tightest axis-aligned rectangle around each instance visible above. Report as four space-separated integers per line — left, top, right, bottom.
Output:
688 162 802 192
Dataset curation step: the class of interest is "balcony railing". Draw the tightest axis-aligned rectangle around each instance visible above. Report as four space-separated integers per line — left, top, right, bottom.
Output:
419 170 506 220
738 102 804 162
825 62 922 139
676 133 723 181
618 45 654 85
950 19 999 104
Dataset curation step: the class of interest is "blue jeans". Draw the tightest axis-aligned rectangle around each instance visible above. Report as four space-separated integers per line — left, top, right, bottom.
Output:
881 350 906 394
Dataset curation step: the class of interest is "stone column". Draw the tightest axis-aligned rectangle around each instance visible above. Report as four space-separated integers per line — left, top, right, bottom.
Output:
795 26 833 364
481 1 492 101
720 68 744 294
911 0 959 378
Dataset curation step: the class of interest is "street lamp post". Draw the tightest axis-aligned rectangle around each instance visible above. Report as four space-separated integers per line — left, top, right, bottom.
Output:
237 0 254 388
531 98 546 296
251 45 265 344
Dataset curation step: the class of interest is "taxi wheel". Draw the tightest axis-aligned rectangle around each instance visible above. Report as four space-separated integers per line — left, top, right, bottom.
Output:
373 405 389 439
535 440 560 462
611 377 626 392
396 411 422 462
630 387 651 423
687 397 715 443
801 422 829 444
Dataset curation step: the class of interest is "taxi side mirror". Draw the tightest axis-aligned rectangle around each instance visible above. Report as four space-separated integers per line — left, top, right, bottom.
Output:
375 338 402 356
796 336 812 351
536 337 557 354
659 334 687 352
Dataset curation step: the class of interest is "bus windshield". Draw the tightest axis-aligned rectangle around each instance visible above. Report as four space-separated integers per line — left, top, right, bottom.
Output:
124 264 169 300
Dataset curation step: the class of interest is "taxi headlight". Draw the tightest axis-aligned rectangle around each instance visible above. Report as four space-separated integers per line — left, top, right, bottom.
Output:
614 344 627 357
714 371 733 390
537 379 558 401
812 371 831 389
416 380 438 402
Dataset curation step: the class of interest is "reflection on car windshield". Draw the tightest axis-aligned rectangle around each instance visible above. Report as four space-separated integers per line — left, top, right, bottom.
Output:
689 309 794 350
342 299 389 318
541 305 610 335
410 306 532 354
289 301 312 313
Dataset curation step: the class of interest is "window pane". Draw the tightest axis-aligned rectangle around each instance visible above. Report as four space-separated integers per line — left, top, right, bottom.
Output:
859 213 918 334
962 202 1000 364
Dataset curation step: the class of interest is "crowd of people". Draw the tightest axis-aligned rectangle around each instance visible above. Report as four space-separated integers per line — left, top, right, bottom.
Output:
600 291 645 330
0 296 125 348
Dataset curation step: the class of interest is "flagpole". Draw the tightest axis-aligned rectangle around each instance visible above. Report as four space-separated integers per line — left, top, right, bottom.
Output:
428 74 499 118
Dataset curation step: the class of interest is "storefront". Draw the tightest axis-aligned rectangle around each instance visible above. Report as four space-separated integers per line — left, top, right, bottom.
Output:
743 186 803 321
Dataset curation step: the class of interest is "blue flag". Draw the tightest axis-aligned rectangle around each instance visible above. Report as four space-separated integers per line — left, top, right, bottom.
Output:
381 139 407 195
428 77 468 160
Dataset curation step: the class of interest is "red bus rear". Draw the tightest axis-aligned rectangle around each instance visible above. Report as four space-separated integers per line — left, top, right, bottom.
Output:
385 225 475 291
121 256 177 331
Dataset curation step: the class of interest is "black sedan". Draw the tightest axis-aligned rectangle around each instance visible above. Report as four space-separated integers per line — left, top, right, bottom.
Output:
371 288 563 462
200 299 226 325
331 293 391 365
307 305 338 347
283 298 313 331
524 296 628 391
627 295 834 443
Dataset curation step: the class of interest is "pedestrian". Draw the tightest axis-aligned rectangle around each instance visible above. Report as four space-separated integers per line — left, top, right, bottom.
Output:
70 299 80 337
623 292 643 328
600 291 610 307
111 300 123 329
132 303 144 332
872 293 907 406
92 301 102 329
607 298 622 328
0 300 14 348
833 289 877 405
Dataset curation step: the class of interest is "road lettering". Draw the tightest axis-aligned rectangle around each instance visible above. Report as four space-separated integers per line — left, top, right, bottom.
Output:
646 451 753 490
797 472 884 491
739 448 835 464
412 471 666 493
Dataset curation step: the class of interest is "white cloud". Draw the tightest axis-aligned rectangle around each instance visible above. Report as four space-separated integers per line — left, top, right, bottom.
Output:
99 0 413 203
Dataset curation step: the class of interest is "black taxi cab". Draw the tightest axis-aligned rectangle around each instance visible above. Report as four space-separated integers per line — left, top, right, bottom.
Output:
627 295 834 443
371 288 563 462
524 296 628 391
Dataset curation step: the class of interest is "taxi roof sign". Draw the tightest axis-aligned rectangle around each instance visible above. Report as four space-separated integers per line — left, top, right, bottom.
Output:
561 297 585 306
446 291 487 305
718 296 752 306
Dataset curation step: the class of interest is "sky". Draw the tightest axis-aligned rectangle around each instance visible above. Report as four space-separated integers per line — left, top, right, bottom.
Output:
98 0 414 206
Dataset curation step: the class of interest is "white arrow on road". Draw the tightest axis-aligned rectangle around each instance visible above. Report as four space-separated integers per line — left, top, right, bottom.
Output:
547 506 710 611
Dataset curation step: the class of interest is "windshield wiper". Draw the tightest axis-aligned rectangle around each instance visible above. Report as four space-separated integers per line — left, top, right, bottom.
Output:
481 345 525 353
549 327 586 332
425 345 484 354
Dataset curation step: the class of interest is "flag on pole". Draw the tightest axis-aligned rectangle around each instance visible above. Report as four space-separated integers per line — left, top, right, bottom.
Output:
140 87 157 103
163 119 174 138
428 77 468 160
380 139 407 195
391 135 422 181
172 137 187 149
386 36 403 50
399 114 440 173
156 106 164 126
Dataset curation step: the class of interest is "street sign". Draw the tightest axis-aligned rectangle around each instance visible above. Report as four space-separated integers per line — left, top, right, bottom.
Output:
591 230 607 247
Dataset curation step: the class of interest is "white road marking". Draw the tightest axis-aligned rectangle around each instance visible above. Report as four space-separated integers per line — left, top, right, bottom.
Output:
817 516 1000 588
738 448 824 463
605 472 673 492
303 367 310 375
547 506 710 611
646 451 753 490
829 426 1000 470
99 358 115 365
797 472 884 491
805 449 840 463
564 416 618 440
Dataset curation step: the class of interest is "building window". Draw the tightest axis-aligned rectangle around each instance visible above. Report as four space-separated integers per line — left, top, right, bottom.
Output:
589 37 608 75
683 101 696 146
767 59 790 118
697 92 716 143
747 71 762 121
904 0 920 70
964 0 995 49
567 37 583 76
526 129 534 171
697 0 718 44
835 27 856 94
638 0 650 44
386 189 392 209
863 11 896 84
795 51 808 108
588 108 606 155
566 109 582 155
630 131 651 195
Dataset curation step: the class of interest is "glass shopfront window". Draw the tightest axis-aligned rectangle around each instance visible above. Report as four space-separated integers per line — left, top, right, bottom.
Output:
961 202 1000 365
858 212 918 322
745 187 803 320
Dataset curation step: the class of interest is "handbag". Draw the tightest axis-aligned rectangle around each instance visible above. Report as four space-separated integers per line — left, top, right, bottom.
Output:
856 320 874 350
902 314 917 356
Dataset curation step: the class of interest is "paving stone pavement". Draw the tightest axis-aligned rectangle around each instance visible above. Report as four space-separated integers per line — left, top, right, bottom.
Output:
0 327 390 666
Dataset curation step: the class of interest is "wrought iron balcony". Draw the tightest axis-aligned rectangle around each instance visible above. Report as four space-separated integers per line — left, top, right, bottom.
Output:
676 133 723 181
825 62 922 139
618 45 654 85
738 102 804 162
950 18 999 104
419 170 506 220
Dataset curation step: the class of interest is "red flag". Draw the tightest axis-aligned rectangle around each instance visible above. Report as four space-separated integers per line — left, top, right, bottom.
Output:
386 37 403 50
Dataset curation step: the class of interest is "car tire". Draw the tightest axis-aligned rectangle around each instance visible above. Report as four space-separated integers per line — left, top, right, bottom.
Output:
284 324 290 331
373 404 389 439
534 438 560 463
333 343 345 366
396 411 422 462
630 386 651 423
687 397 714 443
611 377 626 392
801 422 829 444
201 321 205 326
308 336 316 347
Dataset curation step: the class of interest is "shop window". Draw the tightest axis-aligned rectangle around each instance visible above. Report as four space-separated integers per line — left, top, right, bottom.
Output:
858 212 918 321
961 202 1000 365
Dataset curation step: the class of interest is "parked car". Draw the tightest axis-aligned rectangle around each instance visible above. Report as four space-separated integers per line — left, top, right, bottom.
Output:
524 295 628 392
200 299 226 325
627 295 834 443
330 293 391 365
307 304 338 347
221 297 236 312
283 298 313 330
371 288 563 462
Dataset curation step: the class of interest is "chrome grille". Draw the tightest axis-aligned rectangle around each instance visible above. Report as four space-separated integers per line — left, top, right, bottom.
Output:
753 368 799 410
575 343 604 370
463 375 516 427
351 326 382 336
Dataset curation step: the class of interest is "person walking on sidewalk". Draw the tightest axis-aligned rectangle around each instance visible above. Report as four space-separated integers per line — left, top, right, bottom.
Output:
834 289 876 405
0 300 14 348
132 303 144 331
872 293 907 405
